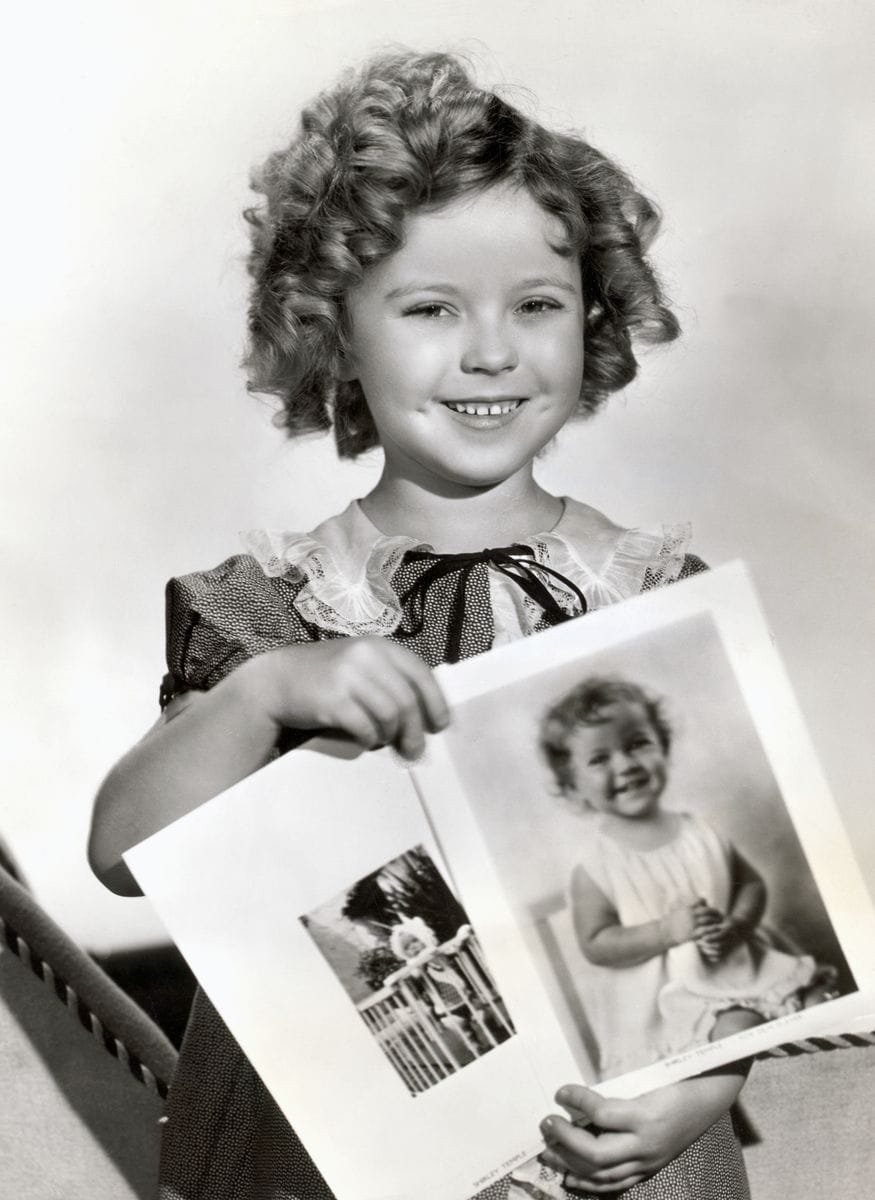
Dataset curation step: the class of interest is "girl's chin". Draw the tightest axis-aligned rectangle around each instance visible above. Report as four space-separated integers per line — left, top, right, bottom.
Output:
610 794 658 816
405 459 533 494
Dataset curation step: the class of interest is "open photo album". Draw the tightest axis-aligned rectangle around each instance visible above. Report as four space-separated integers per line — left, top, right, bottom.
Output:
126 562 875 1200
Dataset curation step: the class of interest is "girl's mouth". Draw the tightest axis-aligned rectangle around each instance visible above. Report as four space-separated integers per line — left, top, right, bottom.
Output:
440 398 527 429
443 399 524 416
613 777 649 797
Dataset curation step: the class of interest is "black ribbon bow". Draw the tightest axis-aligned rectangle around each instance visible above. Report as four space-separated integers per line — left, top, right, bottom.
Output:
397 544 587 663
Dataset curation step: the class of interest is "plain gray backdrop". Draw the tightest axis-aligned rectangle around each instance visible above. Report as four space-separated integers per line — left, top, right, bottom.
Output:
2 0 873 951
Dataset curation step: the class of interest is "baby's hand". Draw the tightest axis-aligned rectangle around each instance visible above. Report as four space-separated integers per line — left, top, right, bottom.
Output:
253 638 449 759
539 1073 745 1193
660 901 709 947
696 916 745 963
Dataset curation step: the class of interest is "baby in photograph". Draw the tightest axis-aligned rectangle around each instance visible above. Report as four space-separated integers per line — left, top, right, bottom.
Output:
389 917 506 1055
540 676 840 1079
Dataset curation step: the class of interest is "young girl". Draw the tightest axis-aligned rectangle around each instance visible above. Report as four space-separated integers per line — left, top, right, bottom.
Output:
540 676 838 1081
89 50 756 1200
388 918 500 1057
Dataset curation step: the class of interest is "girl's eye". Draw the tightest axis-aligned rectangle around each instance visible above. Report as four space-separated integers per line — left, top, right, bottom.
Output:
587 753 608 767
403 302 453 319
628 736 653 751
517 297 562 316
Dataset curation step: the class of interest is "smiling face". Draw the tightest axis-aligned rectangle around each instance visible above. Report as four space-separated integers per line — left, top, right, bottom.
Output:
397 932 427 959
341 183 585 495
567 701 669 819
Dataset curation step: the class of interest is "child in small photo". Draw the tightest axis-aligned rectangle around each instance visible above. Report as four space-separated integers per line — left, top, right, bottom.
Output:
389 917 505 1055
540 676 840 1080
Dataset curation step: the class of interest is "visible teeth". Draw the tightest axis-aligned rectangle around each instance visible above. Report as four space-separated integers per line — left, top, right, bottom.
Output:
446 400 521 416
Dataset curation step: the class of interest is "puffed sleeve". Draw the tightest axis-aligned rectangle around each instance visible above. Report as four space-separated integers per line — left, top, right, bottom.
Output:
160 553 315 709
677 552 708 579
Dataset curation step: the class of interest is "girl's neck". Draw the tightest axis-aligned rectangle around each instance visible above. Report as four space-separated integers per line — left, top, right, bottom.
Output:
598 809 682 853
359 469 564 553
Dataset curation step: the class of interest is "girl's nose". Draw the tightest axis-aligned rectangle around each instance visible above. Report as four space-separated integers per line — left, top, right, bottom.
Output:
460 318 518 374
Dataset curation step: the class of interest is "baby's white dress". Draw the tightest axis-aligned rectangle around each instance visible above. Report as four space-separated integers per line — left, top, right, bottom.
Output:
574 811 817 1078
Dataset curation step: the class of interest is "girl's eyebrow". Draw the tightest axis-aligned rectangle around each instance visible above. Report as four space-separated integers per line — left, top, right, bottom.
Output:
517 276 579 295
383 282 458 301
383 275 579 301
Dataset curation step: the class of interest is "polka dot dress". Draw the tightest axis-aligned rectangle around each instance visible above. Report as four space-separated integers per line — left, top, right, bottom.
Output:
158 516 741 1200
160 995 749 1200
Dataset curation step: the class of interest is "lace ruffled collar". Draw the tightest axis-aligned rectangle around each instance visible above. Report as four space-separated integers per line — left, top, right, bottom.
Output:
240 499 691 639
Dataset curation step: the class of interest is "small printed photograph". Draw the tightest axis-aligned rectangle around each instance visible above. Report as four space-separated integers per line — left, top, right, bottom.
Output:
443 611 857 1083
301 846 515 1096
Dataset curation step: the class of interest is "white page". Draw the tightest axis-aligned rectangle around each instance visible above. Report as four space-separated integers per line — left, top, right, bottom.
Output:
125 740 576 1200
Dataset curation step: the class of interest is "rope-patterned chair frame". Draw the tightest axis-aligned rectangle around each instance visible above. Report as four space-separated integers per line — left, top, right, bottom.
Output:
1 909 172 1099
756 1029 875 1058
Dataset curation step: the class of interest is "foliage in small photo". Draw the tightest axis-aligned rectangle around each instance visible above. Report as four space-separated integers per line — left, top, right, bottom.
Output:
341 845 467 944
357 945 404 991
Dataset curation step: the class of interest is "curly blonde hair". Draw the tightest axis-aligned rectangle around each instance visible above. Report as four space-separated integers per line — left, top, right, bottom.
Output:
540 676 672 800
244 49 680 457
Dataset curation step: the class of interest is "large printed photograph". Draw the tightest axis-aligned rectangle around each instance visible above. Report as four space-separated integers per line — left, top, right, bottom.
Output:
438 608 858 1083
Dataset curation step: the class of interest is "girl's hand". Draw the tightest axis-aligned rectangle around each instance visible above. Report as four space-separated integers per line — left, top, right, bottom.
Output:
696 916 746 963
539 1071 746 1193
690 900 725 959
253 637 449 759
660 900 710 947
691 900 723 933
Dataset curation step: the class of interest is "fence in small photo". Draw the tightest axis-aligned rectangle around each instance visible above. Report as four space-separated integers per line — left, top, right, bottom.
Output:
357 927 514 1095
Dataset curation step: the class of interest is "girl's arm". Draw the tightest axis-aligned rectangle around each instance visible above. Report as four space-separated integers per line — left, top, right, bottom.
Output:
89 639 448 896
726 848 767 934
570 864 700 968
696 848 767 961
539 1066 748 1192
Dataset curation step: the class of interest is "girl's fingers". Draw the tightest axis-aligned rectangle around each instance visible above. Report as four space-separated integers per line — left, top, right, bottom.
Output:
353 682 405 746
539 1141 605 1178
583 1161 646 1185
397 704 427 759
695 929 722 944
552 1084 603 1123
563 1169 647 1194
346 642 448 753
695 923 724 942
322 639 448 756
554 1086 638 1133
358 676 429 760
346 655 428 753
332 700 385 750
384 643 450 732
694 907 719 921
375 656 446 757
541 1114 638 1172
539 1144 643 1189
540 1117 602 1169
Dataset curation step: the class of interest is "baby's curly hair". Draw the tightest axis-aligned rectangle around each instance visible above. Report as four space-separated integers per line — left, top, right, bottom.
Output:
244 49 680 458
540 676 671 800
